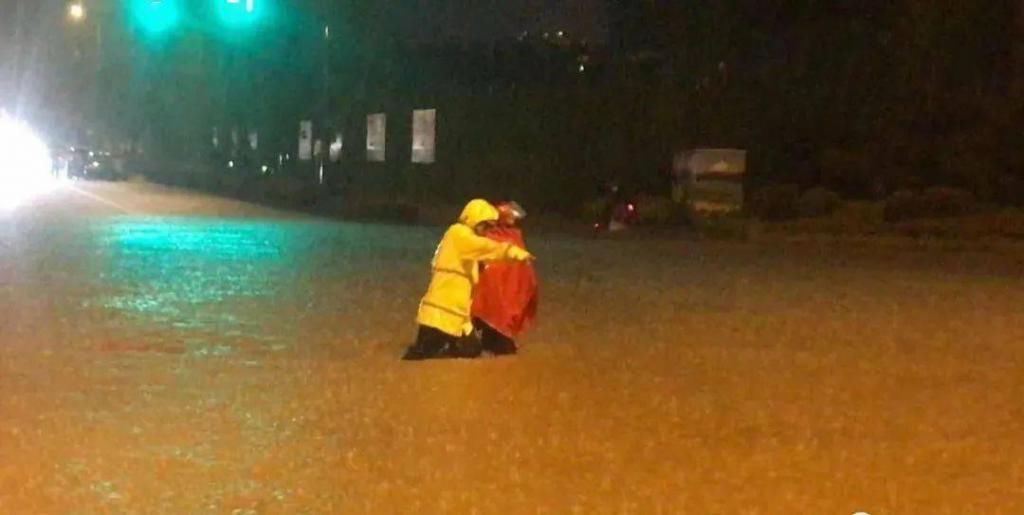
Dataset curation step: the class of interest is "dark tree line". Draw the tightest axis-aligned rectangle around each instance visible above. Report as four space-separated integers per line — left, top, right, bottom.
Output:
605 0 1024 201
16 0 1024 208
334 0 1024 206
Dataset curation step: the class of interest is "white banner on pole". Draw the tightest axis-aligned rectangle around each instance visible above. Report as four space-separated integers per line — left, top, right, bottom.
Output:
298 120 313 161
366 113 386 162
412 108 436 164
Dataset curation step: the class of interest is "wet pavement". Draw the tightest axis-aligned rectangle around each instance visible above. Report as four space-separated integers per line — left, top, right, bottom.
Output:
3 182 1024 513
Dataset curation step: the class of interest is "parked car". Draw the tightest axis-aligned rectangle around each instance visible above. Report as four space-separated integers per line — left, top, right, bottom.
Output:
67 148 126 181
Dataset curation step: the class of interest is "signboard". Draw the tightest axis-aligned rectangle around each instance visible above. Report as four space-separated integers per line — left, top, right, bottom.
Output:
298 120 313 161
366 113 386 162
673 148 746 214
411 108 436 164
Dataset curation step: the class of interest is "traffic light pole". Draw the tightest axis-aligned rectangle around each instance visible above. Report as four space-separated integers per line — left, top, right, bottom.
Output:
321 26 329 184
92 15 103 144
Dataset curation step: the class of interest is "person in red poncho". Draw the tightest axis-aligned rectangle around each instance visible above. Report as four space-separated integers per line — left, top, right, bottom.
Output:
471 201 538 355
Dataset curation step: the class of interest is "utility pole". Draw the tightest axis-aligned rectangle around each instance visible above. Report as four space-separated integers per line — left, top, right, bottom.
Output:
66 1 103 143
319 23 331 184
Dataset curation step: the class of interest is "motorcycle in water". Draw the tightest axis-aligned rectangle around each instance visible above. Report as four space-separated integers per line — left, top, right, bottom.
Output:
592 200 639 233
591 182 640 234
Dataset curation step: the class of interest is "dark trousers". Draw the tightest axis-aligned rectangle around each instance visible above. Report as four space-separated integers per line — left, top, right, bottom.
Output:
402 325 481 360
474 318 517 356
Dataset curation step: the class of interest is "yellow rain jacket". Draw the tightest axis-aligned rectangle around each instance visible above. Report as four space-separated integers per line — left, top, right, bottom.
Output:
417 199 531 337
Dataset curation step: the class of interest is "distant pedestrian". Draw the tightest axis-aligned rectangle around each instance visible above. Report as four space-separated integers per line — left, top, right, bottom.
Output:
402 199 534 360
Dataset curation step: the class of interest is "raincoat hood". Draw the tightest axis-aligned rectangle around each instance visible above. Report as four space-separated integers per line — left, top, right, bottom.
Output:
458 199 499 229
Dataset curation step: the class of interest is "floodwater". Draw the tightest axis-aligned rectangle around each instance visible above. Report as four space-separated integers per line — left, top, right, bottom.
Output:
3 183 1024 513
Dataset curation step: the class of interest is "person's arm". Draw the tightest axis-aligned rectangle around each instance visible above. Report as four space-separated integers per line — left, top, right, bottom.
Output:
451 225 533 262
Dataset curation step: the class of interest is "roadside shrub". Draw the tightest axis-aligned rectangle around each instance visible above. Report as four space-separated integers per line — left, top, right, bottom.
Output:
181 170 206 190
920 187 979 217
994 174 1024 207
263 176 320 207
695 214 749 240
797 187 842 218
750 184 800 221
818 147 878 199
238 178 268 201
633 195 682 225
989 208 1024 238
884 187 979 222
883 190 920 222
580 198 611 222
216 174 246 196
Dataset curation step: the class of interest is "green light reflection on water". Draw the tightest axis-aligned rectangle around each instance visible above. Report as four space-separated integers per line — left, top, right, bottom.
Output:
89 218 297 346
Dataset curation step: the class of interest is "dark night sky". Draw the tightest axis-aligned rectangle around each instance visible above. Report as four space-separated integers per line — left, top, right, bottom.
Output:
0 1 609 43
407 0 608 42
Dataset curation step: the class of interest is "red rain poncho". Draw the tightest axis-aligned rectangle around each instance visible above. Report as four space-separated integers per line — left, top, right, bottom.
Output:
471 226 538 338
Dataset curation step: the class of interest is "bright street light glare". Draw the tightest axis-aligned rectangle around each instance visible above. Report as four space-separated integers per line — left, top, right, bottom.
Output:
68 2 85 21
0 118 56 210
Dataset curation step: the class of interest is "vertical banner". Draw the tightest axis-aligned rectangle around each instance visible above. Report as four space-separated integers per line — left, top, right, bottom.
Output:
298 120 313 161
366 113 386 162
411 108 436 164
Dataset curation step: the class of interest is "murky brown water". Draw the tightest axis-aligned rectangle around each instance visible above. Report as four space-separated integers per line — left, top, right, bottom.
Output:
3 183 1024 513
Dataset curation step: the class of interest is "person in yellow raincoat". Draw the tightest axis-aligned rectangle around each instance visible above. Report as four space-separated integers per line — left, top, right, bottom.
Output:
402 199 534 360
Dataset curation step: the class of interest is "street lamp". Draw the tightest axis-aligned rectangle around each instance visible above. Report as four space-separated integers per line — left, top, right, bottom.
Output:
68 2 85 21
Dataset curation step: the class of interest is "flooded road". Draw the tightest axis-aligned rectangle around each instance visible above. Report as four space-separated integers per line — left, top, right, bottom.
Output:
3 182 1024 513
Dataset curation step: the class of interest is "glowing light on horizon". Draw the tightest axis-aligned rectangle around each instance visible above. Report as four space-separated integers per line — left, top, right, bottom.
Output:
0 117 56 210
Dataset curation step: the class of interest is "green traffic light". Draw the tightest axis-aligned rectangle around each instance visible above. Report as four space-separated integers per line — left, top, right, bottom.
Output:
216 0 263 29
131 0 181 35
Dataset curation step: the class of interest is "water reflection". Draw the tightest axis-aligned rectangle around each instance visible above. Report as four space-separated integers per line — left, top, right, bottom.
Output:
89 218 297 350
78 217 439 355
